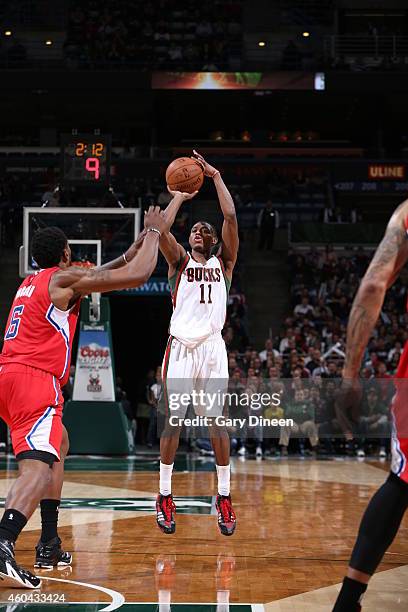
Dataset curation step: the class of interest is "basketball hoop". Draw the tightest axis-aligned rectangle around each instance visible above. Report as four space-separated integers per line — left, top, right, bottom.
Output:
72 261 101 323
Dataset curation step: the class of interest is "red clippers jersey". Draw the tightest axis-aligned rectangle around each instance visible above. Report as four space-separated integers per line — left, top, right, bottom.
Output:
0 267 80 386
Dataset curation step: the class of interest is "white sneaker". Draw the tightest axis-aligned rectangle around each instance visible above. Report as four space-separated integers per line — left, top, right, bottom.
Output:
256 446 263 457
356 449 365 458
0 541 41 589
379 447 387 459
238 446 247 456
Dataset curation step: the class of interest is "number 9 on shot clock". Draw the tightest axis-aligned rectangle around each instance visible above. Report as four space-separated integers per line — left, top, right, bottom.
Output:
61 134 111 186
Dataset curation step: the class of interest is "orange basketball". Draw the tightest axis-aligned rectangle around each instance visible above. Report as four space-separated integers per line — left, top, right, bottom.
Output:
165 157 204 193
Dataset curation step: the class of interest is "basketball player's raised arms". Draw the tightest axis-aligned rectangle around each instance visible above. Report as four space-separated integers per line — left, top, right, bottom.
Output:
159 189 197 273
193 150 239 277
343 200 408 378
49 206 167 310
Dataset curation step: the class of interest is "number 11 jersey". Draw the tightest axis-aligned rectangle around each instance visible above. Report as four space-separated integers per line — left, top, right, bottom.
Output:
168 253 230 349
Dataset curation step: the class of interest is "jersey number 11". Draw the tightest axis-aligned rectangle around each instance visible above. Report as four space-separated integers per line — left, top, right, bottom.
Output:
199 283 212 304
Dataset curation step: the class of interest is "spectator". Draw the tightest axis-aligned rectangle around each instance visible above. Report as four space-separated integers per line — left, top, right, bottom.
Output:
257 200 279 250
305 349 322 375
279 389 319 455
294 297 314 317
358 387 390 458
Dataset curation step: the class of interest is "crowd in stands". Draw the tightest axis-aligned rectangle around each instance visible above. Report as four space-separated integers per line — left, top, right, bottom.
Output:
0 165 330 253
276 245 402 457
141 244 401 459
65 0 243 70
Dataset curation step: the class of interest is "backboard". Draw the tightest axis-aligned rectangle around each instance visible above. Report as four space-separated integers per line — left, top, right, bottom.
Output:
20 207 140 277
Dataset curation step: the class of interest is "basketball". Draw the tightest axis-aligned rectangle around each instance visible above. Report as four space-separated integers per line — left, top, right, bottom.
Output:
166 157 204 193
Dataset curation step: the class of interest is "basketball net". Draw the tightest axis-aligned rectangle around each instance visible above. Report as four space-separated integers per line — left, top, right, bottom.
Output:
72 261 101 323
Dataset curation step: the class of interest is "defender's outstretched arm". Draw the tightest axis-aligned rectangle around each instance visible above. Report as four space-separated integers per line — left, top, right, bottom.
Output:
50 206 167 309
97 229 147 272
343 204 408 378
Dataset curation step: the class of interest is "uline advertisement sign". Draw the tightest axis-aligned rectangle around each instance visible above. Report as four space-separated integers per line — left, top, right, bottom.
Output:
368 164 405 180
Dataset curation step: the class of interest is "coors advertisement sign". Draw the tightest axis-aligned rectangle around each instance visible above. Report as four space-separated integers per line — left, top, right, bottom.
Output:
73 328 115 401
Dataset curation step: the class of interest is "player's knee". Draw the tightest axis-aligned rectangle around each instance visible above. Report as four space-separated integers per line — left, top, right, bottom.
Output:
43 466 53 487
17 456 52 493
161 425 181 439
209 423 229 438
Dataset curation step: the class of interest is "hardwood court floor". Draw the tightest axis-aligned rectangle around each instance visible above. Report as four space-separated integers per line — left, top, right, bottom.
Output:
0 454 407 611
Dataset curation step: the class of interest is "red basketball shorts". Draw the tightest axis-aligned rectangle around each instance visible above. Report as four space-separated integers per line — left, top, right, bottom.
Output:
0 363 63 460
391 378 408 484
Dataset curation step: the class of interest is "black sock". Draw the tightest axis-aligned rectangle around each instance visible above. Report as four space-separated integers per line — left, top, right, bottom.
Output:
0 509 27 543
333 577 367 611
40 499 60 543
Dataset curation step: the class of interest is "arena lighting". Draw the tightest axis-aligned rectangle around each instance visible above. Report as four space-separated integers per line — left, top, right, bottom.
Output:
210 130 224 141
45 40 53 46
196 73 223 89
258 41 266 47
303 31 310 37
4 31 12 36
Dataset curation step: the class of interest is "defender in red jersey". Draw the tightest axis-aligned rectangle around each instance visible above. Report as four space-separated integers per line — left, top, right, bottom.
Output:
333 200 408 611
0 266 80 461
0 206 168 588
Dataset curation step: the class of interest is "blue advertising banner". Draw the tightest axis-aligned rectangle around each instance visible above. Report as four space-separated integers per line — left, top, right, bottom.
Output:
115 277 170 296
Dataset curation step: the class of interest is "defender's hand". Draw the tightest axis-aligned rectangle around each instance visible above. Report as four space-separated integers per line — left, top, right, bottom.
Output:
334 377 363 435
192 149 219 178
144 205 168 235
167 186 199 200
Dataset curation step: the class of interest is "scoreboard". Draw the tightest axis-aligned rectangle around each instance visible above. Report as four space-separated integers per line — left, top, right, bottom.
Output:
61 133 111 186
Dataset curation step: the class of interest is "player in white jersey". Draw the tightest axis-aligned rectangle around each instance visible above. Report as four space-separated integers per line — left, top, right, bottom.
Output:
155 150 239 537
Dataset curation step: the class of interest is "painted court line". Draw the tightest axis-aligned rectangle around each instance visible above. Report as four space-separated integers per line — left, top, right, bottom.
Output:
43 576 125 611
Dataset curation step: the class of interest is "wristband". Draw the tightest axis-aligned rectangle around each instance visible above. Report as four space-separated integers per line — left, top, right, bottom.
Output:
211 170 220 179
122 252 129 264
147 227 162 237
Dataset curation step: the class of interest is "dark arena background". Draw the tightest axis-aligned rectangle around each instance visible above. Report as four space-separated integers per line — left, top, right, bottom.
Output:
0 0 408 610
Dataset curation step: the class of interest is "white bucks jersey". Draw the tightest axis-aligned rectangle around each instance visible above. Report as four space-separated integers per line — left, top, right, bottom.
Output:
169 253 230 348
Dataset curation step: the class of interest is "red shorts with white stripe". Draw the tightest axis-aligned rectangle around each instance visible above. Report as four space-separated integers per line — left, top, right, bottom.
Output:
391 343 408 483
391 389 408 483
0 363 63 460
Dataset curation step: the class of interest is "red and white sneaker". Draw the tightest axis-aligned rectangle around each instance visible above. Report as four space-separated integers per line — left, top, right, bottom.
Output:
156 494 176 534
215 494 236 536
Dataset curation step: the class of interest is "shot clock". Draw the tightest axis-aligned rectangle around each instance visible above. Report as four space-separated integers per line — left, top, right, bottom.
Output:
61 134 111 185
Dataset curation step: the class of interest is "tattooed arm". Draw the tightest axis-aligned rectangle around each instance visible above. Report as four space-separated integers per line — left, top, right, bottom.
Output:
343 203 408 378
335 203 408 436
